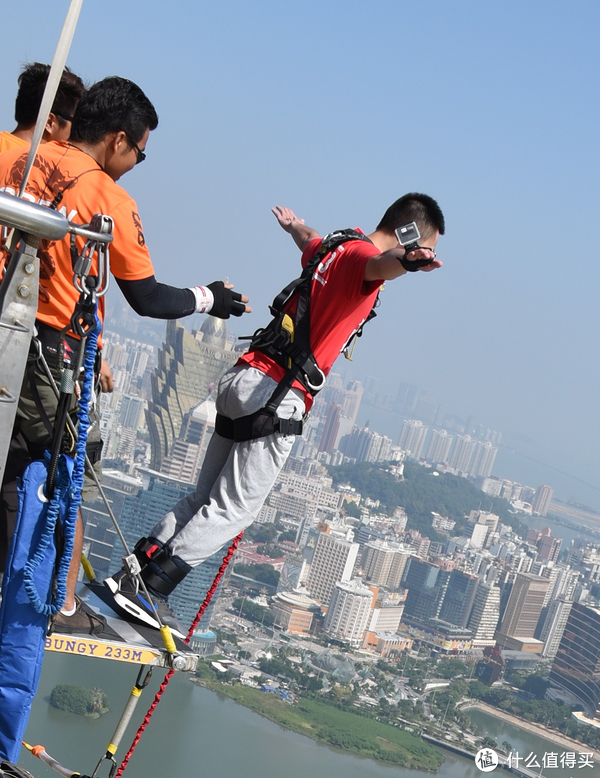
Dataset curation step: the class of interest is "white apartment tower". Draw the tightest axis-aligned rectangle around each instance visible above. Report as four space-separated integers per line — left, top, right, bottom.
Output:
397 419 428 460
541 598 573 659
324 579 374 645
448 434 477 473
532 485 554 516
425 428 453 464
307 532 360 604
469 441 498 478
467 583 501 647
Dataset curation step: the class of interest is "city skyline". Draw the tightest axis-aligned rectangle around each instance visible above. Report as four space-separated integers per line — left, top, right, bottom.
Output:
101 302 590 519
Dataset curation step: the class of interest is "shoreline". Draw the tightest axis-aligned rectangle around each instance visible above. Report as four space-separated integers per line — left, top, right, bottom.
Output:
191 677 443 772
461 701 600 761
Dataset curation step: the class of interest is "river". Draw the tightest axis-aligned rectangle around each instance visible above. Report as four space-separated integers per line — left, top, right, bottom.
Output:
21 653 470 778
466 708 596 776
19 654 596 778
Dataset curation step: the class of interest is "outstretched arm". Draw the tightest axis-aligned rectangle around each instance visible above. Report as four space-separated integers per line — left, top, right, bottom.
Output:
272 205 320 252
364 247 442 281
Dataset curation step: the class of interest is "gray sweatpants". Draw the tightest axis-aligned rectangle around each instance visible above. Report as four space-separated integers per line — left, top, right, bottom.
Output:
149 365 305 567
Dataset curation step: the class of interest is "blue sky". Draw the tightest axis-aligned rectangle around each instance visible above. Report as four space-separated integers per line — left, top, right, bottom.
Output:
2 1 600 507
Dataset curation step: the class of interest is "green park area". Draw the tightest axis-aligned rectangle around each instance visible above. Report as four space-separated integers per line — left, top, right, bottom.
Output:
196 676 443 771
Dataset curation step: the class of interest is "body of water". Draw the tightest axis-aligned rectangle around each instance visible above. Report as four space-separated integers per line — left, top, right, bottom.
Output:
467 708 595 776
18 654 473 778
524 513 598 550
18 654 596 778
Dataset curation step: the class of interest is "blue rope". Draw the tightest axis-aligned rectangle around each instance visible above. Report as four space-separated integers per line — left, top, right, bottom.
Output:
23 313 100 615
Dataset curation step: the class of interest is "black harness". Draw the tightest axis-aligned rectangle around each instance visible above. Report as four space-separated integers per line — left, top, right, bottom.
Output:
215 230 374 442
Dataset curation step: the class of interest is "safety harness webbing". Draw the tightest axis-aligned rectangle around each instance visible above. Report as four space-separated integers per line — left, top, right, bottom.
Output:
216 230 373 442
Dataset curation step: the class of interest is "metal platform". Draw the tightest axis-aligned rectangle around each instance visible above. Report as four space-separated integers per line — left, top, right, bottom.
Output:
43 581 199 672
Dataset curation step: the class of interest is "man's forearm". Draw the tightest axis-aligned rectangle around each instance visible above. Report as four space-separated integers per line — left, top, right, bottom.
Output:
288 221 320 251
364 248 441 281
115 276 196 318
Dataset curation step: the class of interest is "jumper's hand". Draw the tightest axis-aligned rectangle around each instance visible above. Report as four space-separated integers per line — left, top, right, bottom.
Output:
99 358 115 393
399 246 442 272
271 205 305 233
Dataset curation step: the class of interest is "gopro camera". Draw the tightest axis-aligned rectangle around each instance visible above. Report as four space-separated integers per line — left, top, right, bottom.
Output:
395 222 421 253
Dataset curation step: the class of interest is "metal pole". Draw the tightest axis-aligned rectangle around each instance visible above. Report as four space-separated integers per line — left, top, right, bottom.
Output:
18 0 85 197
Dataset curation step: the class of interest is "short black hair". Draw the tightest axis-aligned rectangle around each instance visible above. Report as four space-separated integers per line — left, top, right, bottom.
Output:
15 62 86 127
377 193 445 241
70 76 158 146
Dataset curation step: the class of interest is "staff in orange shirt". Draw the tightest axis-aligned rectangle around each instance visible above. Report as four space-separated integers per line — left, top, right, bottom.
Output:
0 62 85 153
0 76 250 634
0 63 115 394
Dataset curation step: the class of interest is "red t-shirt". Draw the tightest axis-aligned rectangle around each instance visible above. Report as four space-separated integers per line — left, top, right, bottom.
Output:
239 232 383 409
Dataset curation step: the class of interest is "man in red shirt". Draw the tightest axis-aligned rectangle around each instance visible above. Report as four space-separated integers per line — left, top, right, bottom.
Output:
0 77 249 633
106 194 444 636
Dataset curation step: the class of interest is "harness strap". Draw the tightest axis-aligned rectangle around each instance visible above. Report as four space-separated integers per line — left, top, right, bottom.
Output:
215 370 303 442
229 229 374 442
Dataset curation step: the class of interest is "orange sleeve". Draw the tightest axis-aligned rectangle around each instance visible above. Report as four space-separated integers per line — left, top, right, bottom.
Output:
108 196 156 281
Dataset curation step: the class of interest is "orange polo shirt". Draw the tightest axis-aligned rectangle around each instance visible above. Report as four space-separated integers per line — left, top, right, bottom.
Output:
0 141 155 336
0 131 28 154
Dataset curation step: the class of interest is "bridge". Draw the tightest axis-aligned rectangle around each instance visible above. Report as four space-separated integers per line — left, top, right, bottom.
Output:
421 734 542 777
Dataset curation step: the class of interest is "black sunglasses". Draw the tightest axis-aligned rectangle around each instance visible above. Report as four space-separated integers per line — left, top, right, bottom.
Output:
126 135 146 165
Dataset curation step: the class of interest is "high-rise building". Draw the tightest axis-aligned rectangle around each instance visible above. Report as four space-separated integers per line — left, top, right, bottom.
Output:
368 590 407 633
397 419 428 460
467 583 501 647
324 579 374 645
364 431 392 463
147 318 241 471
540 598 573 659
343 426 392 463
160 397 216 484
341 380 363 425
80 470 143 576
532 484 554 516
495 573 549 650
319 403 341 454
401 558 451 625
119 395 145 430
469 441 498 478
470 523 489 550
438 570 479 628
425 428 453 464
395 382 419 415
306 532 360 605
448 434 477 473
527 526 562 562
361 541 412 590
550 602 600 720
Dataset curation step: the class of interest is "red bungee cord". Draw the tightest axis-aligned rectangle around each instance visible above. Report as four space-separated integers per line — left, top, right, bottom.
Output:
114 531 244 777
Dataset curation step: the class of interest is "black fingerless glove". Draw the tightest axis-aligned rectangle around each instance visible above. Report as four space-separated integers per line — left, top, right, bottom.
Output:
207 281 246 319
399 254 434 272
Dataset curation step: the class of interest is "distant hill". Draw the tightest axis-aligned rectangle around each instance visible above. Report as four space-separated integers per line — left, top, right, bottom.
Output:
329 460 527 540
